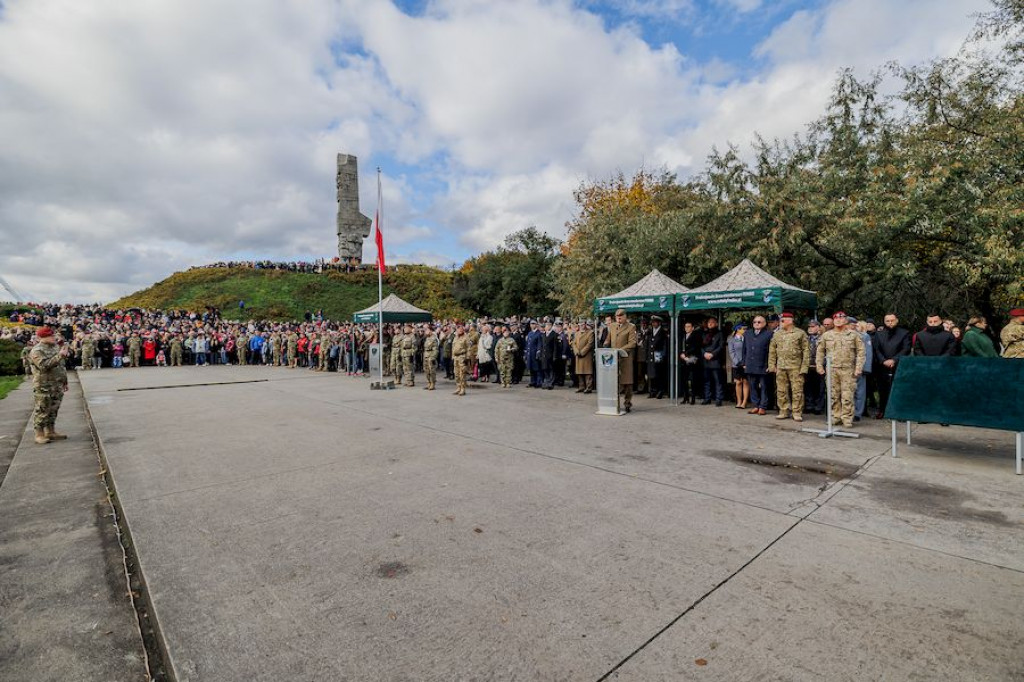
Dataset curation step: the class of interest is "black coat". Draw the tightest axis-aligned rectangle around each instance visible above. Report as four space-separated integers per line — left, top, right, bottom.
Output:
913 327 956 356
646 326 669 365
873 326 911 366
541 330 559 369
702 329 726 370
679 330 703 364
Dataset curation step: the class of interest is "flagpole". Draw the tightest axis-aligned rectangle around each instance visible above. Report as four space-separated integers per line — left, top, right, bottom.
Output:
376 167 384 387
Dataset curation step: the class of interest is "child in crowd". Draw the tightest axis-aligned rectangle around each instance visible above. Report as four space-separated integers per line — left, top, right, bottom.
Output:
112 340 124 368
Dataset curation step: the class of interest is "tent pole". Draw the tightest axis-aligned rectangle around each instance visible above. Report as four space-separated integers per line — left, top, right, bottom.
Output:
670 312 678 405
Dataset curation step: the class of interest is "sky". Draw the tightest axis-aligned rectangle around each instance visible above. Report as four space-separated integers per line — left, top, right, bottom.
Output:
0 0 991 303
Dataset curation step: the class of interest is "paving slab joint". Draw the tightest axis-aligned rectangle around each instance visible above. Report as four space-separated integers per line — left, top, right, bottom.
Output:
80 380 176 682
0 380 33 490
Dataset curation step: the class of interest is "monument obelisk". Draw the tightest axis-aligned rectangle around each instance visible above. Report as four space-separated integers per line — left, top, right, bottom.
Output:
336 153 372 262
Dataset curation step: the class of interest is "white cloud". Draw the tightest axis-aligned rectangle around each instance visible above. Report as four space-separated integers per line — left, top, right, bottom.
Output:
0 0 989 303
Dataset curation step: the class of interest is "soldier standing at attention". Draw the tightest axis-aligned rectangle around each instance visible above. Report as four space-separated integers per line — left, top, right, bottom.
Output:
815 311 865 428
127 332 142 368
767 312 811 422
391 326 404 385
610 309 638 413
573 321 595 394
169 334 184 366
287 331 299 368
1000 308 1024 358
451 324 471 396
236 331 248 366
28 327 69 444
495 327 518 388
422 326 440 390
80 332 96 370
401 325 417 387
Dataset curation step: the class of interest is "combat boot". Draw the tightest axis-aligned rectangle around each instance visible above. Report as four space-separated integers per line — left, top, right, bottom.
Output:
45 427 68 440
34 429 51 444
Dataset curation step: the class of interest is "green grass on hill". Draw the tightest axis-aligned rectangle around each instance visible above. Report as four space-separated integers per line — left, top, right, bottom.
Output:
0 375 22 400
110 266 473 321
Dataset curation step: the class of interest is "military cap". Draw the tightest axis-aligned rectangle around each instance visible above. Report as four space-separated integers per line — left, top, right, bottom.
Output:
767 313 780 321
780 312 794 320
650 315 663 322
37 326 54 338
808 319 820 327
1010 308 1024 318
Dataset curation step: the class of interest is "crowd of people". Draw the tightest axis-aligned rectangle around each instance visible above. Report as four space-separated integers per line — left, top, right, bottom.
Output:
7 302 1023 430
189 258 394 274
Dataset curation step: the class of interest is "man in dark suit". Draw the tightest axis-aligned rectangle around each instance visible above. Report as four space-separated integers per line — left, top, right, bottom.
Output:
511 323 526 384
678 321 703 404
646 315 669 398
701 317 726 406
541 321 559 389
742 315 774 415
526 321 543 387
872 313 911 418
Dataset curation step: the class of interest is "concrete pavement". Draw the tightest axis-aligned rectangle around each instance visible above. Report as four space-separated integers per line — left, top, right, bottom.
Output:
0 375 149 681
76 366 1023 681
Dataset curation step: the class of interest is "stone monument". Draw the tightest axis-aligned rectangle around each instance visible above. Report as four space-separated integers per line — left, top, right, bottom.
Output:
336 153 372 262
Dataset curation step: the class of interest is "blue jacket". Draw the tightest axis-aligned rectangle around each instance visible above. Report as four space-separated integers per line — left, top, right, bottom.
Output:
525 330 543 368
742 329 773 374
249 335 265 352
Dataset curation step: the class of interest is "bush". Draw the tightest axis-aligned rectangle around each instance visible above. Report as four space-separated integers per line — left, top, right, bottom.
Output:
0 339 25 376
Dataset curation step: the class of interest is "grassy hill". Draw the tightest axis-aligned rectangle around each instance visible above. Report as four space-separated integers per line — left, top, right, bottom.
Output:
110 266 473 321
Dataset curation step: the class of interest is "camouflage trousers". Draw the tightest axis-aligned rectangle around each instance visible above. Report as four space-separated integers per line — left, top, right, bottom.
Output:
129 350 141 367
33 384 63 430
498 359 513 387
776 369 805 416
402 355 415 386
170 349 183 366
454 358 468 393
830 368 857 426
424 355 437 385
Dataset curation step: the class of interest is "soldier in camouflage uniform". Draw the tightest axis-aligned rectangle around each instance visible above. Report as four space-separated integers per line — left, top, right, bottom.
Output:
390 327 404 385
1000 308 1024 358
170 335 184 366
495 327 518 388
318 333 331 371
287 331 299 368
451 324 470 396
422 327 439 390
270 332 282 366
80 333 96 370
236 331 248 366
127 333 142 368
28 327 69 444
401 325 417 387
767 312 811 421
814 311 865 428
21 340 34 376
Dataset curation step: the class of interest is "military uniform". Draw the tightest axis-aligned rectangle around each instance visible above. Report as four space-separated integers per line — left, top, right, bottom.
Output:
1001 319 1024 358
573 328 595 393
287 333 299 368
609 320 638 412
236 333 248 365
423 334 439 389
390 332 404 384
29 340 68 443
401 331 417 386
452 333 471 395
127 335 142 368
495 335 517 388
815 328 865 427
768 326 811 420
20 345 32 376
80 336 96 370
170 337 184 366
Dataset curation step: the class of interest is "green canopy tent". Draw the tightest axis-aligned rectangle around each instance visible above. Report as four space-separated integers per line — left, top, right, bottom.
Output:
593 269 690 404
594 269 687 315
675 259 817 314
352 293 432 324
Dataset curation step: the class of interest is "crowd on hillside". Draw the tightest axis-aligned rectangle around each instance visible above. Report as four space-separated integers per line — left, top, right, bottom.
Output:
4 302 1022 421
188 258 399 273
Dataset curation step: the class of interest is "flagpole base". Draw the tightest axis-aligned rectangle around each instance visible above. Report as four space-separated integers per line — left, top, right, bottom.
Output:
801 427 859 439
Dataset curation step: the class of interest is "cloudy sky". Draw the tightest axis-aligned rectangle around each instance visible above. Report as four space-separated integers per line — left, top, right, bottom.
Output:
0 0 989 303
